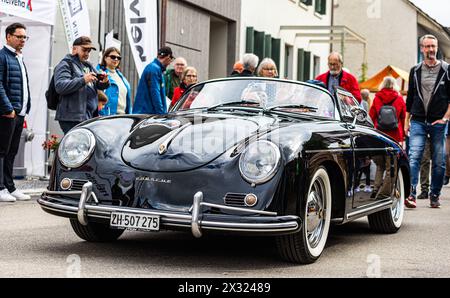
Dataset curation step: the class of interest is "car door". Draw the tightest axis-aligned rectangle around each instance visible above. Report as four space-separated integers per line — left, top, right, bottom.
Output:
335 88 395 208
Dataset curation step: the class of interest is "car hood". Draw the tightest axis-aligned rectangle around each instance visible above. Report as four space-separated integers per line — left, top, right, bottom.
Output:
121 113 278 172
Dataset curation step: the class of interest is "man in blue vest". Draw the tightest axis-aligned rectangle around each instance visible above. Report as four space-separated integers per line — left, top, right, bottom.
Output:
133 46 174 115
0 23 32 202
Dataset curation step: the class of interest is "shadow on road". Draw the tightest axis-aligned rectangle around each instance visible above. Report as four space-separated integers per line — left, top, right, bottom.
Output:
32 218 388 270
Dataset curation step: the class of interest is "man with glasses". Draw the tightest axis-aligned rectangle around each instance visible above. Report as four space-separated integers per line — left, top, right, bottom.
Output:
0 23 32 202
134 46 175 115
404 34 450 209
54 36 110 134
316 52 362 103
164 57 187 100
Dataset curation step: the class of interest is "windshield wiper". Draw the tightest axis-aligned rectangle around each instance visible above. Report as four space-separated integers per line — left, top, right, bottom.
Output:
266 104 318 112
206 101 262 111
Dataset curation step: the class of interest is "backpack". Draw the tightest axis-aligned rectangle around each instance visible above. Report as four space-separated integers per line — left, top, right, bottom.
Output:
377 97 398 131
45 61 75 110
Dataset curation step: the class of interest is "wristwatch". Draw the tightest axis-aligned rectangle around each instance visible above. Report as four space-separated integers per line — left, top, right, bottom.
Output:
443 117 449 123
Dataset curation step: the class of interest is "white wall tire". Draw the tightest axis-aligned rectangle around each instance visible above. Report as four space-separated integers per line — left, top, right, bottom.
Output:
368 169 405 233
276 167 332 264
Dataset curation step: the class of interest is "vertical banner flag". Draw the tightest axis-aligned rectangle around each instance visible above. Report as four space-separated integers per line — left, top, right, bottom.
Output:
0 0 56 25
123 0 158 77
57 0 91 51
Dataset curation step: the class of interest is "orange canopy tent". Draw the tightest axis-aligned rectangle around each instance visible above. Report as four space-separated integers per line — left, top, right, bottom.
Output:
359 65 409 95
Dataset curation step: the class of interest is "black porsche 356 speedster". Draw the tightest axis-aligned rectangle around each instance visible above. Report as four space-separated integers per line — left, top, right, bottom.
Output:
39 78 409 264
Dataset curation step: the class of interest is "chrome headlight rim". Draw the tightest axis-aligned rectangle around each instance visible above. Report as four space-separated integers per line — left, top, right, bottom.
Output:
239 140 281 185
58 128 96 169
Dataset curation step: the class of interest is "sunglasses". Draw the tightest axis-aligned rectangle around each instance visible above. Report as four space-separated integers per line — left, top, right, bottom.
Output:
108 55 122 61
81 47 93 53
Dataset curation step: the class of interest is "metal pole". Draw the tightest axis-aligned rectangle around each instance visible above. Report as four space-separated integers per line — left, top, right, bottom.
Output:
43 25 55 181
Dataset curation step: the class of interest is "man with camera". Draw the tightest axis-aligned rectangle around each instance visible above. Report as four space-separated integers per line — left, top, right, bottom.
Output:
54 36 110 134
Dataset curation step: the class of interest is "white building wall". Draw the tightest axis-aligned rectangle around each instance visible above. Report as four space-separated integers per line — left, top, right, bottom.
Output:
240 0 332 80
333 0 418 80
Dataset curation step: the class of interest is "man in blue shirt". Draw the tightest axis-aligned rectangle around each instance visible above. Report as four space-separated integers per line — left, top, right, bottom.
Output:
133 47 175 115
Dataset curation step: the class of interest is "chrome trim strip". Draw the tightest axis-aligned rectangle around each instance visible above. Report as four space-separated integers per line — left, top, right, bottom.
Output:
200 202 277 216
305 148 392 154
201 219 299 229
305 149 352 153
45 190 82 195
346 199 393 220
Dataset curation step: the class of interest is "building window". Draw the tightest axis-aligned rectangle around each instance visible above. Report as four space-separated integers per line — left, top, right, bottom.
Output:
246 27 281 73
315 0 327 15
300 0 313 6
313 55 321 78
297 49 311 81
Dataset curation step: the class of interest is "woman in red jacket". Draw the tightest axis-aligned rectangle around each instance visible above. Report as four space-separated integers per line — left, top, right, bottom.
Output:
170 66 198 108
369 76 406 144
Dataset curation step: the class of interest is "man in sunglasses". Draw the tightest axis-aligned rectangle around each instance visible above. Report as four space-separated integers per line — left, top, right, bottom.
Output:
134 46 175 115
53 36 110 134
0 23 32 202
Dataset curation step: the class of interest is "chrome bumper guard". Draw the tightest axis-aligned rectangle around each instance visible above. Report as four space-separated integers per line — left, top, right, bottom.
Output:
39 182 300 237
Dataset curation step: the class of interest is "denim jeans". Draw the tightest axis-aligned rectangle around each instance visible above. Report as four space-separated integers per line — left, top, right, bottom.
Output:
409 120 446 197
59 121 81 135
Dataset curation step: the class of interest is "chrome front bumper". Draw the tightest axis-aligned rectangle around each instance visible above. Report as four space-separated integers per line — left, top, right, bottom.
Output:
38 182 301 237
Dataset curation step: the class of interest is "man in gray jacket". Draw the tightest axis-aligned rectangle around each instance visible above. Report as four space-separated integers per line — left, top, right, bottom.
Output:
54 36 109 134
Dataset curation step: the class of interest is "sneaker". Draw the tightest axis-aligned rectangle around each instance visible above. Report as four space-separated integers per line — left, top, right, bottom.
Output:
10 190 31 201
417 191 429 200
430 195 441 209
364 185 373 193
444 176 450 186
405 195 417 209
0 189 16 202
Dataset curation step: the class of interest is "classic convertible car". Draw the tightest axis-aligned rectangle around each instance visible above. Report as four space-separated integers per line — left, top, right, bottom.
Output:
39 78 409 264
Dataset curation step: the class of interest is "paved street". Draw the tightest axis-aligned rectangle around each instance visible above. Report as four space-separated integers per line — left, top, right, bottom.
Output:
1 188 450 278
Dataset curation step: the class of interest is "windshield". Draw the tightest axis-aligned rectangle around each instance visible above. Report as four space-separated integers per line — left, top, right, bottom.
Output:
173 79 336 119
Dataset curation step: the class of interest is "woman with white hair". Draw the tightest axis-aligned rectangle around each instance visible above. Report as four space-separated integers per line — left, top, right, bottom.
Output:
369 76 406 143
231 53 259 77
257 58 278 78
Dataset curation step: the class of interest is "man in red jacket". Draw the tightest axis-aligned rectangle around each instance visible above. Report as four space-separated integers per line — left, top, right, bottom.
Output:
316 52 362 103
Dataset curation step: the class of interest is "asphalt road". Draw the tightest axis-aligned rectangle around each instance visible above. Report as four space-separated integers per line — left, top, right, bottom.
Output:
1 190 450 278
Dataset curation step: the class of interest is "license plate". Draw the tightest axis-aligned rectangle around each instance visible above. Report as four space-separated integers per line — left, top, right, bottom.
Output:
110 212 160 232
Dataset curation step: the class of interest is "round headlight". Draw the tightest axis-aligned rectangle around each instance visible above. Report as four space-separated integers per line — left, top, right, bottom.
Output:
58 129 96 168
239 141 281 185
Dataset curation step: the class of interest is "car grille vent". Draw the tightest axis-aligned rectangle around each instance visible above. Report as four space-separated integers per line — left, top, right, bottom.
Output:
224 193 247 207
70 179 89 191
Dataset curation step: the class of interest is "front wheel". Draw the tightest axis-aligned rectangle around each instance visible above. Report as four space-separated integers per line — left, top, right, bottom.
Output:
70 219 125 242
368 169 405 233
276 167 332 264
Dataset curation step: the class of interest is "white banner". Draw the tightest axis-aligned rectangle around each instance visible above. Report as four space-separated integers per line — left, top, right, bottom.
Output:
0 0 56 25
123 0 158 77
57 0 90 52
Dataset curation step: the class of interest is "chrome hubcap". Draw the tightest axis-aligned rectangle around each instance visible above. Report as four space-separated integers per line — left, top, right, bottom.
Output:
391 180 403 222
306 179 326 248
